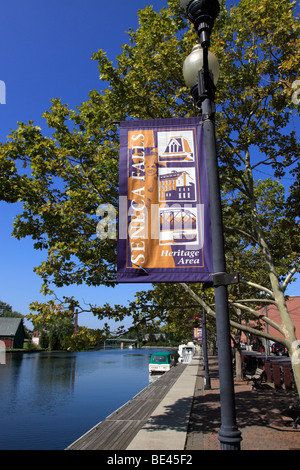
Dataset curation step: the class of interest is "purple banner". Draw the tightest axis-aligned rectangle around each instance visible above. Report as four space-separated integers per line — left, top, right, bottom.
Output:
117 117 212 283
194 328 203 342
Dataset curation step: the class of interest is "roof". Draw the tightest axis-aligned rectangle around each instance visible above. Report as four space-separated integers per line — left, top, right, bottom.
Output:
160 170 189 180
0 318 24 336
150 351 173 357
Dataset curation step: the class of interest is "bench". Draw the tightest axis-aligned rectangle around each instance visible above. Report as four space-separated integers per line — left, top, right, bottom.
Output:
245 367 265 389
272 361 282 389
264 360 272 383
283 362 293 390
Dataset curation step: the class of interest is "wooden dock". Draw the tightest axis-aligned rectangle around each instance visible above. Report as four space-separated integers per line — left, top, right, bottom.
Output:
66 363 187 451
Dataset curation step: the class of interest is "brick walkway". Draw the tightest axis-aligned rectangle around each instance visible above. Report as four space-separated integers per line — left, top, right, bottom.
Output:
186 356 300 451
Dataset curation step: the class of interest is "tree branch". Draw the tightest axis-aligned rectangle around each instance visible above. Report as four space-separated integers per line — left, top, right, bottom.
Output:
239 279 274 298
282 264 299 292
180 283 287 345
224 225 259 245
229 300 284 335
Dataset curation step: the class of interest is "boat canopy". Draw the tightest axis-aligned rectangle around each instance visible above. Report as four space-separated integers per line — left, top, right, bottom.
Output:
150 352 173 364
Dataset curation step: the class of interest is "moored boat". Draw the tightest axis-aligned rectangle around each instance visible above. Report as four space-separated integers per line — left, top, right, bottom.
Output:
178 342 196 363
148 351 176 374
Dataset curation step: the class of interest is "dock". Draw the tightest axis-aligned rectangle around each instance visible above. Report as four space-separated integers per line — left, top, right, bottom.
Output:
66 354 200 450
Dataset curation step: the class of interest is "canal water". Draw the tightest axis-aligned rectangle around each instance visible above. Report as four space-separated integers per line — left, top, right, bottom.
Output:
0 348 168 450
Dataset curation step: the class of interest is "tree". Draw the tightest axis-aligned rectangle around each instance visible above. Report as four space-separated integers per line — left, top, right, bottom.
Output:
0 0 300 392
39 330 49 349
64 326 104 351
0 300 24 318
48 318 74 350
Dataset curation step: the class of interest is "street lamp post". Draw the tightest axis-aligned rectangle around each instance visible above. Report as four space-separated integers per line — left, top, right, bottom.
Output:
202 283 212 390
180 0 242 450
202 305 211 390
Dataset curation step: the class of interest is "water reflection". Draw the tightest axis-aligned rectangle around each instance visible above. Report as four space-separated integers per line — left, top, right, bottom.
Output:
0 348 168 450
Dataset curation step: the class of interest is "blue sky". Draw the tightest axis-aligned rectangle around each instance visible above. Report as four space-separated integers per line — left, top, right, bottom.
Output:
0 0 167 330
0 0 299 331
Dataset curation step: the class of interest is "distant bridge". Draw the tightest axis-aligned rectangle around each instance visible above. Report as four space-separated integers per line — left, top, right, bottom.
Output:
102 338 138 349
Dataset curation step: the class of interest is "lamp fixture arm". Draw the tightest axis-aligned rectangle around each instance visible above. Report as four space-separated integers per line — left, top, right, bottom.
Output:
197 45 216 116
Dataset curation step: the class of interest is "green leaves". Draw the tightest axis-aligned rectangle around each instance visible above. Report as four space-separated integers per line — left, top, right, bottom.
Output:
214 0 299 172
2 98 118 294
0 0 299 342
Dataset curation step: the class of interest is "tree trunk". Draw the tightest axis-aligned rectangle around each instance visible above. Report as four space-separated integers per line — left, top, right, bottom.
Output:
235 348 243 381
181 282 300 399
288 343 300 402
245 154 300 399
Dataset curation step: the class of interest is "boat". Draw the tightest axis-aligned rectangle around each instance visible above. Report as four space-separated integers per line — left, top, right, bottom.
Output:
178 342 196 364
148 351 176 374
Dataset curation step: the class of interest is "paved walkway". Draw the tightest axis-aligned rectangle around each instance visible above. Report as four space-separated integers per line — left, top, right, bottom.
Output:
127 355 199 450
186 356 300 451
129 354 300 451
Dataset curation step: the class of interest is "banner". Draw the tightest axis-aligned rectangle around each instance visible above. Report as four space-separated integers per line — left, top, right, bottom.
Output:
193 328 203 342
117 117 212 283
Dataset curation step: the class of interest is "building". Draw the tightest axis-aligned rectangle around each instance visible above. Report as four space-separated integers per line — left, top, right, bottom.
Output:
261 296 300 340
240 296 300 347
159 136 193 162
0 318 25 349
159 170 195 202
32 329 41 346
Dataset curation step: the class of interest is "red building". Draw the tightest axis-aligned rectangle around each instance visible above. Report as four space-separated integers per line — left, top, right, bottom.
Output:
159 170 195 202
261 296 300 340
0 318 25 349
241 296 300 346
